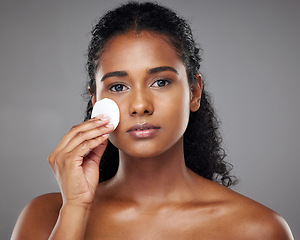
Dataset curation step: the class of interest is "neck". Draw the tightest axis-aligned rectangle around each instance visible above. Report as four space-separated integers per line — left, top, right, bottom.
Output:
110 138 196 205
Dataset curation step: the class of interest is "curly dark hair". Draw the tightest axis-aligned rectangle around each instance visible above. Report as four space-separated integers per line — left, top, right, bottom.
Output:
83 1 236 187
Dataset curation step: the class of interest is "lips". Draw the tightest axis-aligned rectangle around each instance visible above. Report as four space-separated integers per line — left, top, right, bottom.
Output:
127 123 160 138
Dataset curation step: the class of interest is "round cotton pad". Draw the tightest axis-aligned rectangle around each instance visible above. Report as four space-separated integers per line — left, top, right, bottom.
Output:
91 98 120 130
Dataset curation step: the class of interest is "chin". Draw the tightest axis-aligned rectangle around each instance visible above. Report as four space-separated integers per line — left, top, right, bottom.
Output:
130 151 164 159
121 141 180 160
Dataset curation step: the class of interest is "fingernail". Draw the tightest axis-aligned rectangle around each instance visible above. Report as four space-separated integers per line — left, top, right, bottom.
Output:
100 116 110 121
94 114 103 119
105 123 114 128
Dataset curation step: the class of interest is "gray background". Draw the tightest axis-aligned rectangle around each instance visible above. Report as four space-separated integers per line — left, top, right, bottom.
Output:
1 0 299 238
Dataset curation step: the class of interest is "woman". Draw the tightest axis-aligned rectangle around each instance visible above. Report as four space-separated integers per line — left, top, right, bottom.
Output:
12 2 293 239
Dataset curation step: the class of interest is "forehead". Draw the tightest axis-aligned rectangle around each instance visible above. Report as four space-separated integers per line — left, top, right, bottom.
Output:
97 31 185 74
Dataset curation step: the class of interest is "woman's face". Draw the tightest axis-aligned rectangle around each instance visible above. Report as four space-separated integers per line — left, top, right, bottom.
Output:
94 31 197 158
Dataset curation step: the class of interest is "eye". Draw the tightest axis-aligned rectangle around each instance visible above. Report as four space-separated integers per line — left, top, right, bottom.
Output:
151 79 171 88
109 83 129 92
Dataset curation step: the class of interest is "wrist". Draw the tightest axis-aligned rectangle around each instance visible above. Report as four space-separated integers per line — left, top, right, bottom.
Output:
59 202 92 223
49 203 92 240
62 200 93 211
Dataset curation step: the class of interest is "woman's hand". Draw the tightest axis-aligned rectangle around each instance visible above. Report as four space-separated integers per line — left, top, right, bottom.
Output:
48 115 114 208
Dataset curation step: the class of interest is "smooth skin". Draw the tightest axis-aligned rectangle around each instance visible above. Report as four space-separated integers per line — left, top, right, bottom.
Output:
12 31 294 240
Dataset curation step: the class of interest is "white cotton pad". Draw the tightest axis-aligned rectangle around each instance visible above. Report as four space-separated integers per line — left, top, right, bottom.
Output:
91 98 120 130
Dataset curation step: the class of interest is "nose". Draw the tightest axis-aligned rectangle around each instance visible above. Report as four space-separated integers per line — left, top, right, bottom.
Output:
129 89 154 116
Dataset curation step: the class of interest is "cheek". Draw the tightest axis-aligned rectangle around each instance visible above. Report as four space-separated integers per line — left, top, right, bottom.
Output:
152 87 190 145
166 96 190 135
166 85 191 124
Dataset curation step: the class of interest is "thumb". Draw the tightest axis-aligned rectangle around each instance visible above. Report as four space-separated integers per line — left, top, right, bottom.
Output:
82 139 108 188
84 139 108 167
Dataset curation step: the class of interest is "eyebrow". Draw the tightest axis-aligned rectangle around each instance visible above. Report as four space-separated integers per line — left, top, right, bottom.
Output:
100 66 179 82
101 71 128 82
148 66 179 75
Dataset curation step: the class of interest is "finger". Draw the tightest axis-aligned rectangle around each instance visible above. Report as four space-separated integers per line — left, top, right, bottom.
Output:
50 116 110 160
70 134 110 166
64 123 114 154
84 139 108 163
60 116 110 148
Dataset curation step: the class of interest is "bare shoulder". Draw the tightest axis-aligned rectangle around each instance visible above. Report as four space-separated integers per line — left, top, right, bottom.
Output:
11 192 62 240
199 178 294 240
231 195 294 240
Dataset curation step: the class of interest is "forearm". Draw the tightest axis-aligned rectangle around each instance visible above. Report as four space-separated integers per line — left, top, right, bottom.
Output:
49 204 91 240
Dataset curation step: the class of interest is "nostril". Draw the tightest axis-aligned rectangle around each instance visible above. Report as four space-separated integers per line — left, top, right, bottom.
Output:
129 99 154 116
132 110 150 115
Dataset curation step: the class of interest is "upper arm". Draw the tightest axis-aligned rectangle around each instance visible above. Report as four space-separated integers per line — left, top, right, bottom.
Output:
263 213 294 240
242 211 294 240
11 193 62 240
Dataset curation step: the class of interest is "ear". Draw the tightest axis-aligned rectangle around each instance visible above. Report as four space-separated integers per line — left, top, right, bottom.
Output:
88 87 96 106
190 73 203 112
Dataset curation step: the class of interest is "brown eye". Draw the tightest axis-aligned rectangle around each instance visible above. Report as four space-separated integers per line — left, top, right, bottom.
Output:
110 84 128 92
151 79 171 88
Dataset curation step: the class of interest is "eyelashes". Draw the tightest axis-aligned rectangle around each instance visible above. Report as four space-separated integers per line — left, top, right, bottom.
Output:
109 83 129 92
151 79 171 88
109 79 171 92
